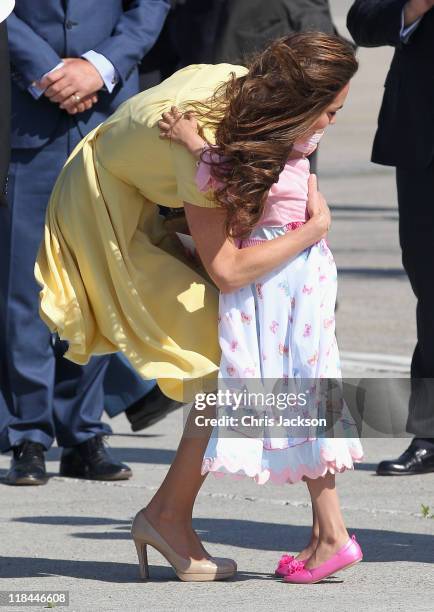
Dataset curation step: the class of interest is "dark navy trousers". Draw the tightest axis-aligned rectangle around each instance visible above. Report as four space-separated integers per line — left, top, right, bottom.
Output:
0 120 153 452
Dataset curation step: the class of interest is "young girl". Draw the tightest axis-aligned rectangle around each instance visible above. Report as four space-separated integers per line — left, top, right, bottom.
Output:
158 104 364 584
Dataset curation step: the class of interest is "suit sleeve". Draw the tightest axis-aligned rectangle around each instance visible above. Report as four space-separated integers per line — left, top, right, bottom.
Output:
347 0 409 47
92 0 170 84
7 12 62 87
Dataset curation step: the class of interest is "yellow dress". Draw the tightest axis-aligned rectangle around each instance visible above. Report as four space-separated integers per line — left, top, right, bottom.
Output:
35 63 248 402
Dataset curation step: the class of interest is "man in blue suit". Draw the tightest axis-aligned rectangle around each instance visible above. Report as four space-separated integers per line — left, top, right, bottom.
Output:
0 0 170 485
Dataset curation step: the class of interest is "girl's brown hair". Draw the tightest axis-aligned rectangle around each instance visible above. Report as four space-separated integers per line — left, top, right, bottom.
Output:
189 32 358 239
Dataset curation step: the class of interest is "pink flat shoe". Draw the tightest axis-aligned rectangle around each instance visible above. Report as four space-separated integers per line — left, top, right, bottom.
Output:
283 535 363 584
275 554 305 577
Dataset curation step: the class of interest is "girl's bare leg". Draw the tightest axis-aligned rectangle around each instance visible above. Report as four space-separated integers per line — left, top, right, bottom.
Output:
304 472 349 569
143 403 214 560
295 495 320 561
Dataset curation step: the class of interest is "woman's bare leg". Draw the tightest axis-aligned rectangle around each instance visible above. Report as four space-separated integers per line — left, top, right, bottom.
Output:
143 403 214 560
304 472 349 569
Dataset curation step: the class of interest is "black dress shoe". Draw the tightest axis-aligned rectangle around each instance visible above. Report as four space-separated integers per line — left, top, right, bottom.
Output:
59 435 132 481
125 385 183 432
4 441 48 486
376 440 434 476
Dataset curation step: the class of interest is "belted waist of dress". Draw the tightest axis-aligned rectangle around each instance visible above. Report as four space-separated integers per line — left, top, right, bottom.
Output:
239 221 306 248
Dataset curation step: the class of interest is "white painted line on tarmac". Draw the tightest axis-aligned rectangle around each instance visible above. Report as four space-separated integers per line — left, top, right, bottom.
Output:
340 351 411 374
341 351 411 365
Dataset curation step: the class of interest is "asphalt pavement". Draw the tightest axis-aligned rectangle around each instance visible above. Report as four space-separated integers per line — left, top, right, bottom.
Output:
1 2 433 611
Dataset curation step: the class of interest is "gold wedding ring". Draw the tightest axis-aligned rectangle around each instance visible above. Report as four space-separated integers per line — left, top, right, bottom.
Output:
72 93 81 103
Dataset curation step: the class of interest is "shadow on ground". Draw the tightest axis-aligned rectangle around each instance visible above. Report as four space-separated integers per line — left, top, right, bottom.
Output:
338 268 406 278
354 463 378 471
0 555 275 583
41 447 176 464
0 448 177 484
0 458 403 482
9 516 434 565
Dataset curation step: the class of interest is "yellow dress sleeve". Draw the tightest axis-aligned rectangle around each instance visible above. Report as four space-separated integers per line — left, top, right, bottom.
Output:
172 143 218 208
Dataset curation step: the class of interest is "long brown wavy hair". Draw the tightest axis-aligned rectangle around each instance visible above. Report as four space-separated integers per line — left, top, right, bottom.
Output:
185 32 358 239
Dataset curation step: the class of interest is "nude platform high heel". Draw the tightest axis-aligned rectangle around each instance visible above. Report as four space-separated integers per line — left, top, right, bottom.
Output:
131 510 237 582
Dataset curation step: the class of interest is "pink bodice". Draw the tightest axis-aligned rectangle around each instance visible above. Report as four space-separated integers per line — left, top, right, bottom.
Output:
260 157 309 226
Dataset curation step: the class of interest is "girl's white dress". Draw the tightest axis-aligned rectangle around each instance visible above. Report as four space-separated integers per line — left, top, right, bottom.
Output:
197 153 364 485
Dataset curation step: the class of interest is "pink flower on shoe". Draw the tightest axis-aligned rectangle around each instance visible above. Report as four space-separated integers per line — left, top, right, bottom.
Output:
275 554 306 577
285 560 305 575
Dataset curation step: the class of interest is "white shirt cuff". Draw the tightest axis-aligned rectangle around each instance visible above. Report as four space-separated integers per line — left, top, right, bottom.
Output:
400 9 422 43
28 61 64 99
82 50 119 93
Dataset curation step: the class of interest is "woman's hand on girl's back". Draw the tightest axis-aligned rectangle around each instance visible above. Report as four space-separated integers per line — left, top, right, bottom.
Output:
306 174 331 240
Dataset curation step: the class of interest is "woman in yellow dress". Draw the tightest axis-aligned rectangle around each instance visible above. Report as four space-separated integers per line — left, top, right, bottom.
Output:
36 33 357 581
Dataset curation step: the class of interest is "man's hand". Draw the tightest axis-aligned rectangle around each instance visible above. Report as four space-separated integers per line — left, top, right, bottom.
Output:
37 58 103 113
404 0 434 27
64 93 99 115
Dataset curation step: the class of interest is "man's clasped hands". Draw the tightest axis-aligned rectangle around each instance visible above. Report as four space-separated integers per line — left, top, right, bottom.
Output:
35 57 104 114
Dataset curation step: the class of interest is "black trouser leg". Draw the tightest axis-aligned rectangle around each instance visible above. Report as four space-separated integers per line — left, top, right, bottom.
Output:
396 163 434 440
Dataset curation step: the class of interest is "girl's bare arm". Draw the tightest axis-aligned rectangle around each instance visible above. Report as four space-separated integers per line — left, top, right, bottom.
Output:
185 175 330 294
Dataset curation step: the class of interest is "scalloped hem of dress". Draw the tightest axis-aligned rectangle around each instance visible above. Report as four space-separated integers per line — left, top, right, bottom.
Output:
201 451 365 485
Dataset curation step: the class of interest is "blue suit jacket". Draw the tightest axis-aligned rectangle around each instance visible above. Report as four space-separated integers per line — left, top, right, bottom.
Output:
8 0 170 149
